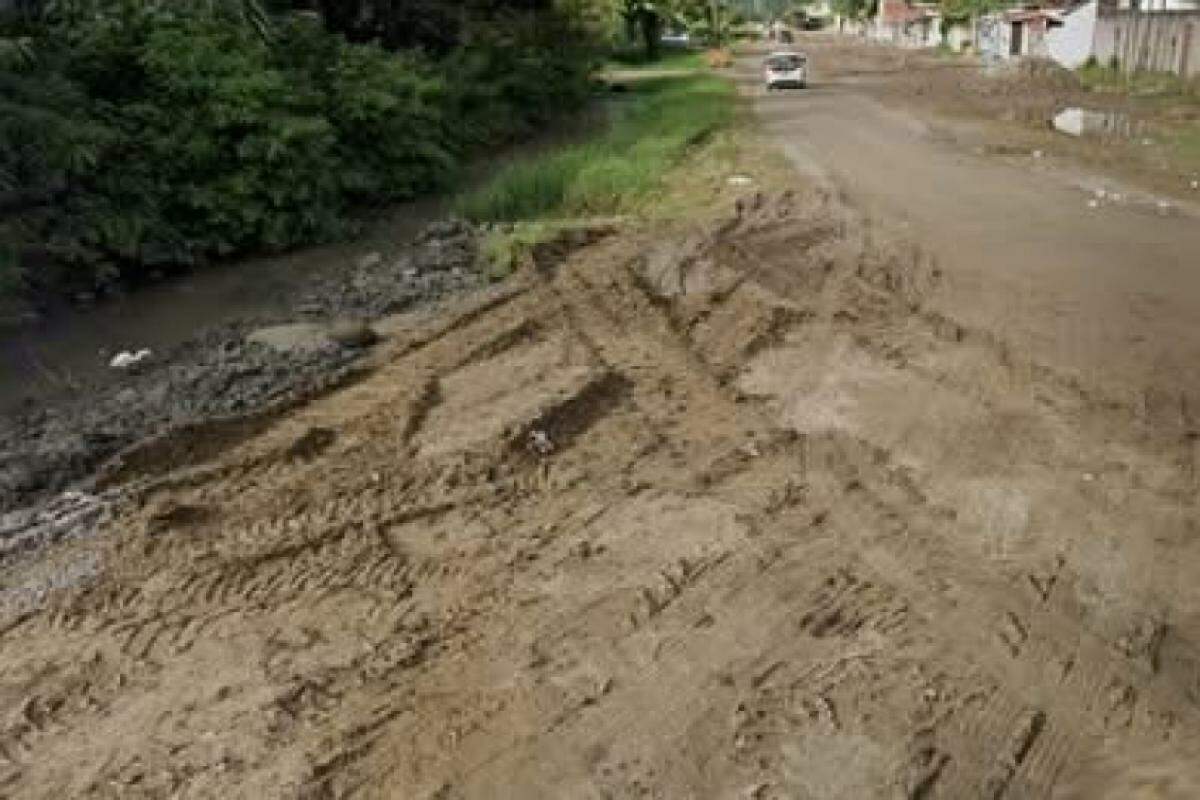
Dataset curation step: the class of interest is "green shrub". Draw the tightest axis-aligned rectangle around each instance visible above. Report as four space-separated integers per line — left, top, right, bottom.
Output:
457 74 733 221
0 2 592 298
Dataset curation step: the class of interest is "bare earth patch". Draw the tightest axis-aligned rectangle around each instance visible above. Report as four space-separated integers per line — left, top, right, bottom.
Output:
0 165 1198 798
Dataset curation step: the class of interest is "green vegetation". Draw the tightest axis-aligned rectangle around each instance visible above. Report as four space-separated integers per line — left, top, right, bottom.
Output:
0 0 770 303
606 47 705 70
0 0 593 299
456 73 734 222
1078 62 1200 99
1174 127 1200 172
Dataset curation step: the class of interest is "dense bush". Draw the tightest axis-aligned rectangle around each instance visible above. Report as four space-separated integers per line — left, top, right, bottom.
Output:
0 2 593 298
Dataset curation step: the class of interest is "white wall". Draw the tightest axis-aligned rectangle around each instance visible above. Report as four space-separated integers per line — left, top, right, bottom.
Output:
946 21 974 50
1047 0 1098 67
977 14 1011 59
1116 0 1199 11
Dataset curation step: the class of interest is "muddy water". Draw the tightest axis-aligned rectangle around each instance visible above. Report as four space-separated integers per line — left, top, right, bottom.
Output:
1052 106 1148 139
0 202 442 415
0 107 611 416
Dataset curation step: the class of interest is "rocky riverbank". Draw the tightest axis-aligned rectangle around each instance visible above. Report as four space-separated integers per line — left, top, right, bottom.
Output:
0 218 483 517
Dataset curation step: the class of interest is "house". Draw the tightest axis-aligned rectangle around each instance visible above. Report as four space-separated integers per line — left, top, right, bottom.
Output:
1044 0 1200 76
978 7 1068 59
801 0 836 30
868 0 974 48
873 0 943 47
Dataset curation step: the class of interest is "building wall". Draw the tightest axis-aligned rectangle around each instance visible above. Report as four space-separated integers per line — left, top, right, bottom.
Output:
1115 0 1200 11
945 21 974 50
977 14 1011 59
1023 19 1053 56
1095 9 1200 75
1047 0 1099 66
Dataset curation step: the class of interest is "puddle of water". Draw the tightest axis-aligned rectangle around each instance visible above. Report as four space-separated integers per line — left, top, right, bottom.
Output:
1052 107 1146 139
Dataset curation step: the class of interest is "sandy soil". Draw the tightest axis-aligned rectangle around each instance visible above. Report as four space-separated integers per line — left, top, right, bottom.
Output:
2 47 1200 799
749 38 1200 419
790 36 1200 201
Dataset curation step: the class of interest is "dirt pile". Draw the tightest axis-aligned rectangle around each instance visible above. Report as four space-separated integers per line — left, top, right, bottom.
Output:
0 188 1198 798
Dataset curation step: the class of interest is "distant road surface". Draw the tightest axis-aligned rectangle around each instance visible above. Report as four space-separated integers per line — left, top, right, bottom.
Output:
746 39 1200 418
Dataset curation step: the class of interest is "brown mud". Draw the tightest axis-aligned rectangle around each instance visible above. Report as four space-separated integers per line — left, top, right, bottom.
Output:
1 175 1198 798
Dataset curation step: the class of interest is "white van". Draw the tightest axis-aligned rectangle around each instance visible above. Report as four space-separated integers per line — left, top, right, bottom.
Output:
764 51 807 90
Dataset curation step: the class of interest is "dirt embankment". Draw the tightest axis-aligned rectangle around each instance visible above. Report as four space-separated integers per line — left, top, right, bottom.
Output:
0 175 1198 798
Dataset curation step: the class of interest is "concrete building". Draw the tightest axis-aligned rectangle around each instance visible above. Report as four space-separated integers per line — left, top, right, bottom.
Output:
978 7 1068 59
1043 0 1200 76
873 0 943 47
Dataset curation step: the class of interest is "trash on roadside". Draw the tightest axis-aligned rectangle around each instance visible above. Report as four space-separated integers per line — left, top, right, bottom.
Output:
727 175 754 187
1086 199 1099 209
529 429 553 455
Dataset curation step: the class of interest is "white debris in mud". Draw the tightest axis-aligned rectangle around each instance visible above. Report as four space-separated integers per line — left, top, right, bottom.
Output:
528 429 554 455
727 174 754 187
109 348 152 369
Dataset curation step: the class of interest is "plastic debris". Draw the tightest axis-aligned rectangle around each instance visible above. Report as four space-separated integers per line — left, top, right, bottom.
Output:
529 429 554 455
109 349 152 369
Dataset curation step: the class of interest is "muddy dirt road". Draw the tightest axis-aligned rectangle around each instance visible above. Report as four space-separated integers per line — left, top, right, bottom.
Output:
749 38 1200 417
2 47 1200 800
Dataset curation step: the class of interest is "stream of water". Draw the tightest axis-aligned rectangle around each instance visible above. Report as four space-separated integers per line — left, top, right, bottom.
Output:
0 104 614 416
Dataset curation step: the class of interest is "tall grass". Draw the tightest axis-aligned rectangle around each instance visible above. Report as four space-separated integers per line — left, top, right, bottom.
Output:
605 48 706 72
456 74 734 221
1078 62 1200 99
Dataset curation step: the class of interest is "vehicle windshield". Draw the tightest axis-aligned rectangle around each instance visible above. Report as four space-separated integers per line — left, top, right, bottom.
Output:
767 55 804 70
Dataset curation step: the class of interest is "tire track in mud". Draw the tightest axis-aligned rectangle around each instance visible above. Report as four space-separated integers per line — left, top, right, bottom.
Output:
1 190 1198 798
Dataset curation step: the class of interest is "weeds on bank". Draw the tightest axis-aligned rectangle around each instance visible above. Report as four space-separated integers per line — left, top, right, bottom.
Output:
1078 62 1200 99
605 48 706 72
455 74 735 222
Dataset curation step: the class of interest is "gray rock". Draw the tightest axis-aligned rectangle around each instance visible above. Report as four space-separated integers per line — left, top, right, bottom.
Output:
247 323 335 354
356 251 383 271
327 321 379 348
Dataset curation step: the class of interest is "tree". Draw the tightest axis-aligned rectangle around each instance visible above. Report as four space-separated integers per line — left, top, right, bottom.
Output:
830 0 875 21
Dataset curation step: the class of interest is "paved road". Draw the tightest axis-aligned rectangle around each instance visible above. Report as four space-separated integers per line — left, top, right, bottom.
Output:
747 40 1200 421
